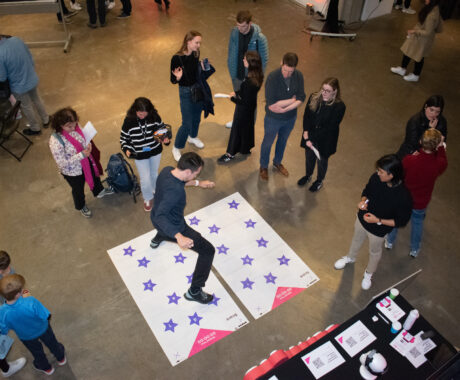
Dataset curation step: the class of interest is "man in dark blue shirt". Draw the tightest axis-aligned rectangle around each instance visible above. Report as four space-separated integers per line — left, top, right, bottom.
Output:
150 152 216 304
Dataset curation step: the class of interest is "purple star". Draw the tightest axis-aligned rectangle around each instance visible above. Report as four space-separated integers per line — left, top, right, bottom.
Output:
244 219 257 228
189 216 200 226
264 272 277 284
138 257 150 268
186 273 193 284
164 318 178 332
228 200 240 209
208 294 220 306
123 246 135 256
241 255 254 265
208 224 221 234
174 253 187 263
167 292 181 305
217 244 229 255
241 277 255 289
277 255 290 266
143 279 156 291
256 237 268 248
188 312 203 326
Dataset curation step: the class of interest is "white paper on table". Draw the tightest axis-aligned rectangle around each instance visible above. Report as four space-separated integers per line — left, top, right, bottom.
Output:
214 93 231 98
334 320 377 357
82 121 97 142
375 296 406 323
390 330 436 368
301 341 346 379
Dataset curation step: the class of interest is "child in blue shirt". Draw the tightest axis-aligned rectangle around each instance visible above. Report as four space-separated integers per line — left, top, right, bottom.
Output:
0 273 66 376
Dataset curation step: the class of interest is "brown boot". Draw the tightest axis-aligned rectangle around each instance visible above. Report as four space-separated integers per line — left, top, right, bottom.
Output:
273 163 289 177
259 167 268 181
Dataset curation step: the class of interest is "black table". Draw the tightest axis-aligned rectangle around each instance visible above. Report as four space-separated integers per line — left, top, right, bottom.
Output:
259 295 457 380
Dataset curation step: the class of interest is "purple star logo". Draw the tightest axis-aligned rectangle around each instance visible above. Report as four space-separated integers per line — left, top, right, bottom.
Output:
189 216 200 226
241 255 254 265
167 292 181 305
217 244 229 255
174 253 187 263
188 312 203 326
208 224 221 234
244 219 257 228
143 279 156 291
241 277 255 289
228 200 240 209
186 273 193 284
138 257 150 268
256 237 268 248
208 294 220 306
164 318 178 332
277 255 290 266
123 246 135 256
264 272 277 284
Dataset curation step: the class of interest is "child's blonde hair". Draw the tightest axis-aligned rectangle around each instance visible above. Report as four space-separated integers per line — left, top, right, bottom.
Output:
0 274 25 301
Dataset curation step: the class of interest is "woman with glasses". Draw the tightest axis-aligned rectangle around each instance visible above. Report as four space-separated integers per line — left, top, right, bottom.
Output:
298 77 346 192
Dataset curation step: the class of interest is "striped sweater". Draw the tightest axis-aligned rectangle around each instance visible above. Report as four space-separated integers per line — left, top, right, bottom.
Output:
120 116 163 160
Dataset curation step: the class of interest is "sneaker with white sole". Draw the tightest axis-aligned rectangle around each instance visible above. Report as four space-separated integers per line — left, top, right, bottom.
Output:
184 288 213 304
143 200 153 212
403 73 419 82
361 271 373 290
70 1 82 10
402 7 416 14
187 137 204 148
334 256 355 270
33 365 55 376
409 250 419 258
390 66 406 76
225 121 233 128
58 355 67 366
106 1 115 9
394 4 402 10
384 238 393 250
80 205 92 218
172 147 181 161
97 187 115 198
1 357 26 377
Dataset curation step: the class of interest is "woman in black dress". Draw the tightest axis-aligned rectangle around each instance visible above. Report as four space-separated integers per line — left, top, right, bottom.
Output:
218 51 263 163
298 77 346 192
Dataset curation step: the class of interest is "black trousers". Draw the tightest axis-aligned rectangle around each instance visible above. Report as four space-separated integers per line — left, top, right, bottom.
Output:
120 0 132 14
395 0 411 8
402 55 425 76
155 0 170 5
86 0 106 24
0 359 8 373
154 224 215 289
305 148 329 182
62 164 103 211
56 0 70 21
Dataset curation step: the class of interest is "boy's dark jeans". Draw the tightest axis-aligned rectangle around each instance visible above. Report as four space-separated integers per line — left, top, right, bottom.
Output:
21 323 65 371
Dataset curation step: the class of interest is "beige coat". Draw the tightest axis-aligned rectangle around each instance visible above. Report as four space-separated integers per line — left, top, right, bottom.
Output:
401 6 443 62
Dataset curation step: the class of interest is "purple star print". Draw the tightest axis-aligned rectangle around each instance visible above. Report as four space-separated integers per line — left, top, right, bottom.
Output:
264 272 277 284
256 237 268 248
228 200 240 209
138 257 150 268
143 279 156 291
123 246 135 256
208 294 220 306
189 216 200 226
241 277 255 289
241 255 254 265
188 312 203 326
244 219 257 228
164 319 178 332
174 253 187 263
167 292 181 305
186 274 193 284
208 224 221 234
277 255 290 266
217 244 229 255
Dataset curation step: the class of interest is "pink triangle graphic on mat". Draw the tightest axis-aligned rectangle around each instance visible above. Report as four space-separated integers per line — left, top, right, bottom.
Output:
338 336 343 344
305 356 311 364
272 286 306 310
188 328 233 357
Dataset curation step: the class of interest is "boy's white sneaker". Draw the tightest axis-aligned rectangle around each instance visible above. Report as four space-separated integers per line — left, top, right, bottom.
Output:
403 73 419 82
334 256 355 270
390 66 406 76
1 357 26 378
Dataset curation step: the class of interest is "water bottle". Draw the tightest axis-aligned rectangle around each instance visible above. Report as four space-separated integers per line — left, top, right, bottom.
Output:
403 309 419 331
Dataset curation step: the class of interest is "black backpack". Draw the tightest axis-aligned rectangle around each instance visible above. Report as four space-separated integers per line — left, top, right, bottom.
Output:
105 153 140 203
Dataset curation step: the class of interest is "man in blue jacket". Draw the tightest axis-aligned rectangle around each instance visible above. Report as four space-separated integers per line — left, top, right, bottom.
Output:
226 10 269 128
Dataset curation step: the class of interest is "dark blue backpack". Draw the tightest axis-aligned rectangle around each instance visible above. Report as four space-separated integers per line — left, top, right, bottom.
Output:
105 153 140 203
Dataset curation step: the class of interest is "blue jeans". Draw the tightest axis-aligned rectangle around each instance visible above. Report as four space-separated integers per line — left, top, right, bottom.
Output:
259 115 296 168
386 208 426 252
134 154 162 202
174 86 203 149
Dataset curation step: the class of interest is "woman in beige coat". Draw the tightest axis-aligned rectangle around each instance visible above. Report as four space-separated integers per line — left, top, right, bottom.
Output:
390 0 443 82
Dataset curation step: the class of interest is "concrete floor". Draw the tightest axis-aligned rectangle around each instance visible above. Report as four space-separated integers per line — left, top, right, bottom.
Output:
1 1 459 379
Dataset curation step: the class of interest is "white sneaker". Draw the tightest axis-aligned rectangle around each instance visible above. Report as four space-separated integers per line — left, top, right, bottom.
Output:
334 256 355 270
384 238 393 250
225 121 233 129
107 1 115 9
409 250 419 258
394 4 402 10
403 73 419 82
390 66 406 76
2 357 26 377
172 147 181 161
402 7 416 14
361 271 373 290
187 137 204 149
70 1 82 10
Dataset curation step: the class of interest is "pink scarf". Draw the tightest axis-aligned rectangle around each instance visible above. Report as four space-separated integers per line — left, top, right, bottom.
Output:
61 126 100 190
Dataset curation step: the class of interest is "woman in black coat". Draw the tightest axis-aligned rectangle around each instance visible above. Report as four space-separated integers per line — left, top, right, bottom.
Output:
218 51 263 163
298 77 346 192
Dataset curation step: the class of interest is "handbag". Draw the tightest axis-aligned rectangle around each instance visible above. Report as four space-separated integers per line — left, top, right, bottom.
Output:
178 56 204 103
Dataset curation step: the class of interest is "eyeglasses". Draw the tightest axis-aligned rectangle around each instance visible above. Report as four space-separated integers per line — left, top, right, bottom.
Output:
321 87 333 94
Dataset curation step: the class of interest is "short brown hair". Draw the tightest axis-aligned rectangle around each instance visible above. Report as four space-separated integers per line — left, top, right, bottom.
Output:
51 107 79 133
236 10 252 23
0 251 11 271
0 274 25 301
421 129 442 152
282 52 298 68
